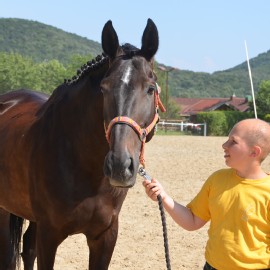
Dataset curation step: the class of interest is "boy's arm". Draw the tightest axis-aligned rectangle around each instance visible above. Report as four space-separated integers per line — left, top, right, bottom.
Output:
162 195 207 231
143 179 207 231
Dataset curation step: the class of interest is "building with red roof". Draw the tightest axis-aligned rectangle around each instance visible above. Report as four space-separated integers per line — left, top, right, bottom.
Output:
173 95 250 120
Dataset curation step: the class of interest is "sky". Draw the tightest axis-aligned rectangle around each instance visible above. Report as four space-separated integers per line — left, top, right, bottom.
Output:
0 0 269 73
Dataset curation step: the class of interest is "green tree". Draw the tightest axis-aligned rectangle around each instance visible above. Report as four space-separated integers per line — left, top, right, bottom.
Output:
0 52 36 93
155 66 181 120
65 54 94 79
0 52 70 94
36 60 66 94
255 80 270 116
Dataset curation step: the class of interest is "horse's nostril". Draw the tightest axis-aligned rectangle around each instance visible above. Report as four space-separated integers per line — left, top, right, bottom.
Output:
104 151 137 186
127 158 134 175
122 158 133 179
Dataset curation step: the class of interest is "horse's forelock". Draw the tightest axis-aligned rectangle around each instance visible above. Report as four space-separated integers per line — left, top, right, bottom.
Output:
121 43 139 53
117 43 141 59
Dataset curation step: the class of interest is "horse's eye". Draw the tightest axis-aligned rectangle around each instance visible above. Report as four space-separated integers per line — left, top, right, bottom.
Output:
100 85 109 94
147 85 155 95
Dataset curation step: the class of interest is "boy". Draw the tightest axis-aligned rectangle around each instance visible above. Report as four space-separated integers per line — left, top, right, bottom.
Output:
143 118 270 269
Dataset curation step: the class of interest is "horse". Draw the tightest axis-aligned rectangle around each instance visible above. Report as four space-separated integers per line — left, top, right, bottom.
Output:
0 18 162 270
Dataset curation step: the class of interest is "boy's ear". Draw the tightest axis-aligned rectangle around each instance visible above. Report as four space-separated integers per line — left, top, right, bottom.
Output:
250 145 262 158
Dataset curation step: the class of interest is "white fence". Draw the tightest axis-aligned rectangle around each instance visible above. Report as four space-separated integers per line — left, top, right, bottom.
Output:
157 121 207 136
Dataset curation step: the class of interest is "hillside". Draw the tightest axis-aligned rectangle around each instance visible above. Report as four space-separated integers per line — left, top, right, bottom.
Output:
0 18 269 98
169 50 270 98
0 18 102 64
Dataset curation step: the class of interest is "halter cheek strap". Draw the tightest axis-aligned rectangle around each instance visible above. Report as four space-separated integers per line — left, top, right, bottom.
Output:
105 83 166 168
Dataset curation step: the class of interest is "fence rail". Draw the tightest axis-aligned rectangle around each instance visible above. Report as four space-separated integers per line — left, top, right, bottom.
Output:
157 120 207 136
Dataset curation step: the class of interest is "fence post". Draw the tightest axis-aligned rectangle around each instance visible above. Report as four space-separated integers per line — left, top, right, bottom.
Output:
203 122 207 136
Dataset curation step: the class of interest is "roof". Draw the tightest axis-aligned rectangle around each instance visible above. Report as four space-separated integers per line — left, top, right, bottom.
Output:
174 96 250 116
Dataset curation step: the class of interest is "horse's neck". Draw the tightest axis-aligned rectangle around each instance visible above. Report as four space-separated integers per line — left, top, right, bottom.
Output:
64 74 106 140
36 67 108 152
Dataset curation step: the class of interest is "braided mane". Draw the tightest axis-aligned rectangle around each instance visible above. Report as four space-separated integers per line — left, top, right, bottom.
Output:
64 53 109 85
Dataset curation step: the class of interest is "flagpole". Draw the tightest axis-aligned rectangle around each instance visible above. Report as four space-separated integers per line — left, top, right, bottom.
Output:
244 40 257 119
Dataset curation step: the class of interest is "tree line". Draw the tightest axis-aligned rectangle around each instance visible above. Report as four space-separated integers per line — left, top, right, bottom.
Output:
0 52 181 119
0 52 95 94
1 51 269 121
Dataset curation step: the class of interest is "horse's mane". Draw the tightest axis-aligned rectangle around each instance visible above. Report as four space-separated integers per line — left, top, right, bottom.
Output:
36 53 109 117
64 53 109 85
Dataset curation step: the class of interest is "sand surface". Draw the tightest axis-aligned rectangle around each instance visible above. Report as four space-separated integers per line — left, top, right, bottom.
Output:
24 135 270 269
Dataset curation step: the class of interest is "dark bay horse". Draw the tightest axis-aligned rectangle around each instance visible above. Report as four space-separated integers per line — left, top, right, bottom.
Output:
0 19 161 270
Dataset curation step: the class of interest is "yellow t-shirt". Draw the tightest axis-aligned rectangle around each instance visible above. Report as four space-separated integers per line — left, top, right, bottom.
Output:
187 168 270 270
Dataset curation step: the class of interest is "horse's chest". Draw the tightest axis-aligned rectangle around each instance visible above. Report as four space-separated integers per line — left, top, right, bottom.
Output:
66 194 122 236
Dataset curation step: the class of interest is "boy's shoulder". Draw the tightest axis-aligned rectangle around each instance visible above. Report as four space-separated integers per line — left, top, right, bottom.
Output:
205 168 235 187
209 168 233 179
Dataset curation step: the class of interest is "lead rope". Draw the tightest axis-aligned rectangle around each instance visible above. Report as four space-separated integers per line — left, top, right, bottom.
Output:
138 167 171 270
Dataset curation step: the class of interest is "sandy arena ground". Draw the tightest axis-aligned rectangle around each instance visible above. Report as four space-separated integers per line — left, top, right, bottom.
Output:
24 135 270 269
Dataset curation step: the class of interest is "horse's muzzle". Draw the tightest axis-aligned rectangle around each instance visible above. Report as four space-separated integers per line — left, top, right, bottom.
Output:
103 150 137 187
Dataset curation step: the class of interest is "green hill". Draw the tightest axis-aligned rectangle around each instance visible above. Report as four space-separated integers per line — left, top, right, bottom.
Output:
169 49 270 98
1 18 269 98
0 18 102 64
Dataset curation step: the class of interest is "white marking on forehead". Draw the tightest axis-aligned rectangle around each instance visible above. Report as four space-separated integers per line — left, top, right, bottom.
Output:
121 65 132 85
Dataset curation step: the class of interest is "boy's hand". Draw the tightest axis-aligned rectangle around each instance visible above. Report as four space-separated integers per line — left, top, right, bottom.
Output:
142 178 166 201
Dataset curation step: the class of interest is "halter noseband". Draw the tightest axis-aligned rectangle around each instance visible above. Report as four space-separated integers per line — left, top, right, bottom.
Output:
105 83 165 168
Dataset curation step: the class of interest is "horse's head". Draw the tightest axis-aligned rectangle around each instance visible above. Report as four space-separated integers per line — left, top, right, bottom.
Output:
101 19 161 188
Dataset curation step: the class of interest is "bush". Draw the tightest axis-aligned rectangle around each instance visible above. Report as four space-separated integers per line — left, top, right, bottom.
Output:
264 114 270 122
196 111 254 136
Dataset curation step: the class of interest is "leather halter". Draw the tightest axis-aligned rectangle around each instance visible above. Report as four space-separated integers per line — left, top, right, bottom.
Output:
105 83 166 168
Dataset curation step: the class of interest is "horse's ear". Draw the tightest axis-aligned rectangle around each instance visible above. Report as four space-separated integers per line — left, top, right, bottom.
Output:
102 20 120 59
140 18 159 61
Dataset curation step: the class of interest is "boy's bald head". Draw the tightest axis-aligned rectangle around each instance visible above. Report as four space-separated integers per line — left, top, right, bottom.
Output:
231 119 270 160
